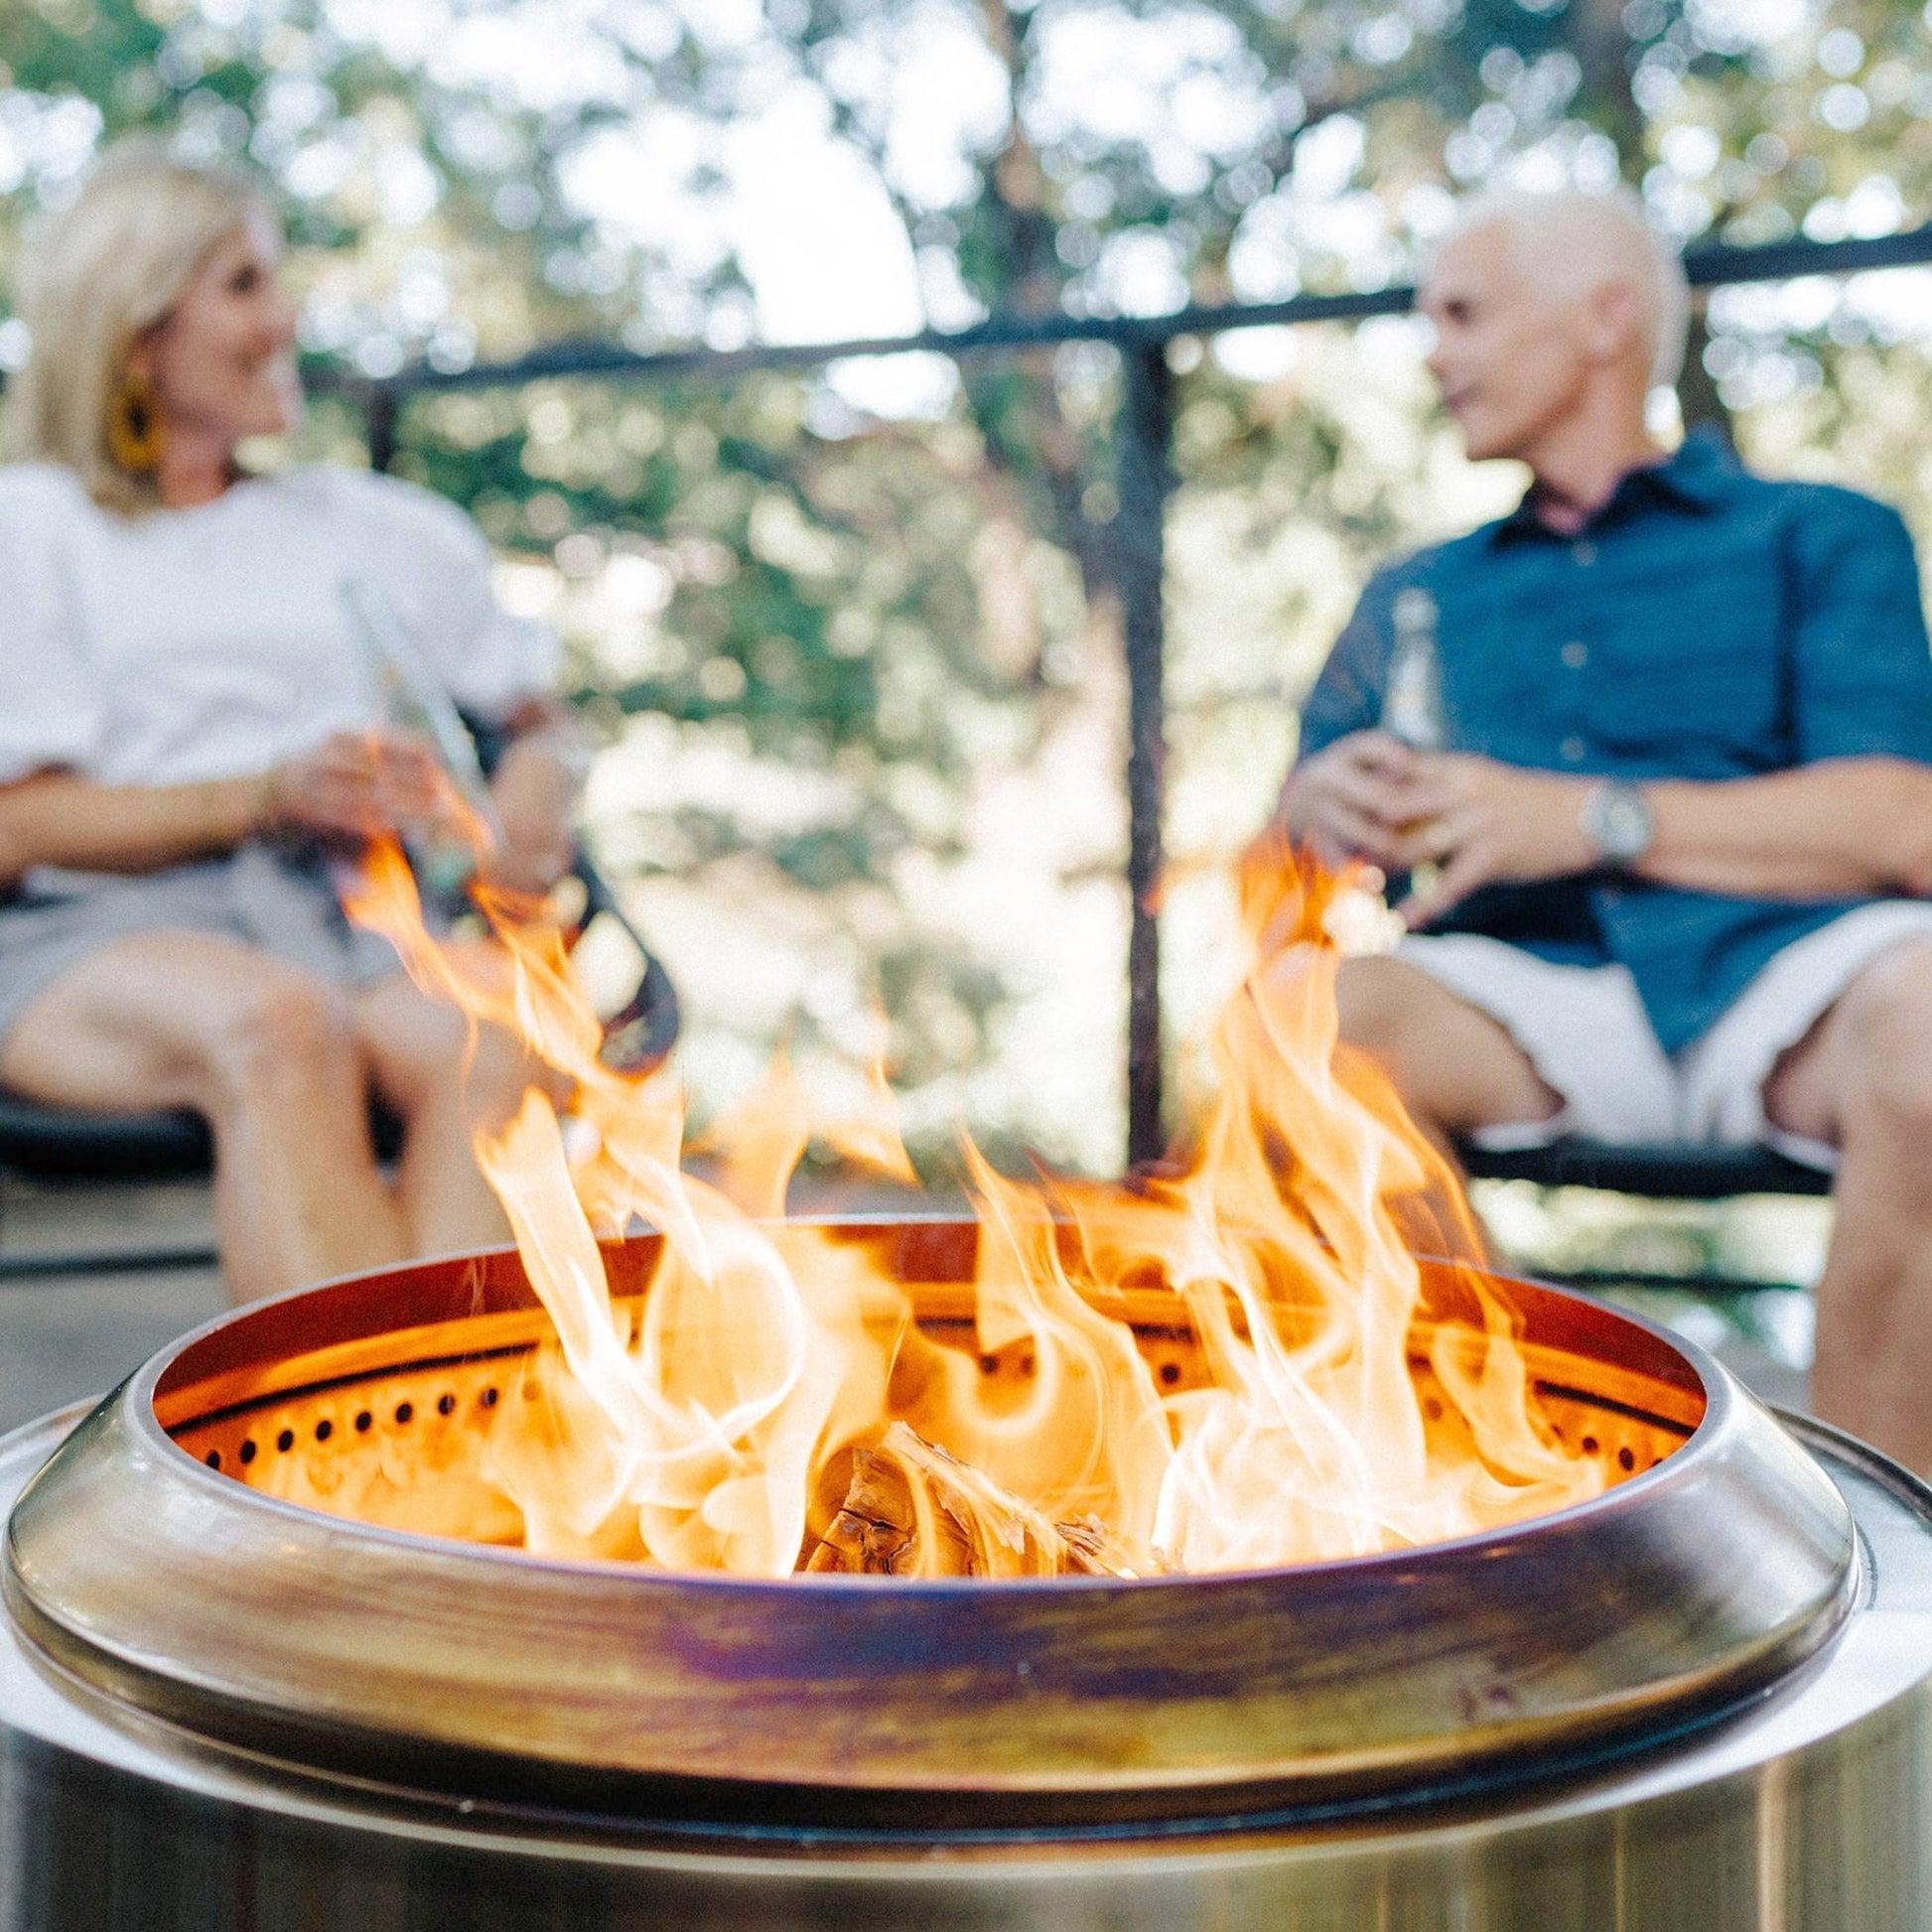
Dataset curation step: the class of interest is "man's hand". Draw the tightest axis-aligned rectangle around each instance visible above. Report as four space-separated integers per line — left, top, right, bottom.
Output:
1279 730 1419 870
1392 753 1594 925
260 731 445 844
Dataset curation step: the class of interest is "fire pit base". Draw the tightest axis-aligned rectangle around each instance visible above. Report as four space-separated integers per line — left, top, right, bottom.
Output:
3 1399 1929 1932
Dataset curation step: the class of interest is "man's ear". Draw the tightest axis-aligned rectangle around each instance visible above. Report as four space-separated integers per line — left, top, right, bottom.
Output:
1582 281 1643 369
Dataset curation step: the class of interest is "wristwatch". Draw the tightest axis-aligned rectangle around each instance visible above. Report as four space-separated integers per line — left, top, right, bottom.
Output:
1579 778 1655 868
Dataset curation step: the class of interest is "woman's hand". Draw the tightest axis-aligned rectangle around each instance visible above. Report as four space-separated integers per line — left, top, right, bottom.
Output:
478 717 588 897
1278 730 1419 870
1391 754 1594 924
258 731 445 844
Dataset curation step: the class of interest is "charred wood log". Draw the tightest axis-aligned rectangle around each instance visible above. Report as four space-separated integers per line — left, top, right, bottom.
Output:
804 1424 1136 1578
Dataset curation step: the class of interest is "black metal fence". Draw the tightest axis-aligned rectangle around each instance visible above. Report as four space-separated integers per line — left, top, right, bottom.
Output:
327 223 1932 1166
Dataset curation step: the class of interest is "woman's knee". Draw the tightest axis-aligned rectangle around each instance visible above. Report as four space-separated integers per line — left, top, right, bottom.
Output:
0 933 355 1116
199 964 358 1109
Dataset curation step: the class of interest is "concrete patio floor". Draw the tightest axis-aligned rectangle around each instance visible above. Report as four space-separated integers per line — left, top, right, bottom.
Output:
0 1177 224 1438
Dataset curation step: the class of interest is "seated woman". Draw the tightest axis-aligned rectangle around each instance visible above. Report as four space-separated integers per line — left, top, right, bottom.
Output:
0 142 584 1304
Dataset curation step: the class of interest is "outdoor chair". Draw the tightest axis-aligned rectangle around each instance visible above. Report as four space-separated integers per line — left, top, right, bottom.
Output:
1456 1138 1831 1298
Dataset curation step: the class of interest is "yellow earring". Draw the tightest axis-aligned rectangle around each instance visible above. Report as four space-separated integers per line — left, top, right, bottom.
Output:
107 367 162 474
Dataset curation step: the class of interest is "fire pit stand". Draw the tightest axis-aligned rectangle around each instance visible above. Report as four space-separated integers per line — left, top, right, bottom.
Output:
3 1226 1930 1929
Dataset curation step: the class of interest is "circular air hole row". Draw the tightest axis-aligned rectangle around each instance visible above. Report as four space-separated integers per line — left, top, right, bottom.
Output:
1572 1432 1647 1474
203 1384 504 1473
973 1352 1039 1378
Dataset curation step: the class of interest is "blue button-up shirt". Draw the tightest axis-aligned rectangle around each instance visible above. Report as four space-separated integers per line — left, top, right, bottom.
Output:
1297 437 1932 1052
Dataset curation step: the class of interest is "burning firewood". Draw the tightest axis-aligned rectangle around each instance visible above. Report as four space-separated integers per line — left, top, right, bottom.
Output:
1055 1515 1138 1576
804 1424 1136 1579
803 1442 936 1576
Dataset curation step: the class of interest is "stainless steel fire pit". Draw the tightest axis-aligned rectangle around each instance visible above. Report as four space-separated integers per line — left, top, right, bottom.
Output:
3 1223 1930 1930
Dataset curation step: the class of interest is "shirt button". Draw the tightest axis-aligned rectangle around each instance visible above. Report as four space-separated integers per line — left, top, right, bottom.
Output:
1560 736 1587 762
1573 541 1596 566
1562 640 1588 669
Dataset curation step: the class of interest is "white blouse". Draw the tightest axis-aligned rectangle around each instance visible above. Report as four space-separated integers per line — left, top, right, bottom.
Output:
0 462 559 789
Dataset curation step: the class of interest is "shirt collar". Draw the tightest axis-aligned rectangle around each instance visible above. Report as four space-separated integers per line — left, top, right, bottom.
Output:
1490 433 1733 547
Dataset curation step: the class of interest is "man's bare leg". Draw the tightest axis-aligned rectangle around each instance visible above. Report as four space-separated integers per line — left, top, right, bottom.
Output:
0 932 410 1303
1764 940 1932 1471
1335 955 1565 1151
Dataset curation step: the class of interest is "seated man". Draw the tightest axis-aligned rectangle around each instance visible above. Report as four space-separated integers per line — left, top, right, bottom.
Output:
1280 186 1932 1471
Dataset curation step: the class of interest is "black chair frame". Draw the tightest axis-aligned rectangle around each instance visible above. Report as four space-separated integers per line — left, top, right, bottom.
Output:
1457 1138 1831 1299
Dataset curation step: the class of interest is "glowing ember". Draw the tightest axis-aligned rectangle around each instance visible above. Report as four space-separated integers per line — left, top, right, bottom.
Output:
342 833 1602 1579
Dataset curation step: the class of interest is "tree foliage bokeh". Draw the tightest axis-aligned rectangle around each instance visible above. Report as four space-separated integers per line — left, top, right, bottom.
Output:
4 0 1931 1170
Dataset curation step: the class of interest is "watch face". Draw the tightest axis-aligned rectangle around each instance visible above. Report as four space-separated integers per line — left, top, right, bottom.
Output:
1590 783 1653 864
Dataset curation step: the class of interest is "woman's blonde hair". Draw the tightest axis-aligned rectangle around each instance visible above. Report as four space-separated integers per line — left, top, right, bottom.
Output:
4 140 269 512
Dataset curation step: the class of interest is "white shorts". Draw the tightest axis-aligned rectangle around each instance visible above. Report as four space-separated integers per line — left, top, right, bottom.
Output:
1399 901 1932 1173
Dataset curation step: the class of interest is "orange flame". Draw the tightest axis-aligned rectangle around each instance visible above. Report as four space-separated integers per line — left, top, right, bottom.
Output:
343 830 1601 1579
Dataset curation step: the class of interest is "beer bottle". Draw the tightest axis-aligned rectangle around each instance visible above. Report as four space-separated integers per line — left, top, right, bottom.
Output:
1382 587 1446 751
1382 586 1445 905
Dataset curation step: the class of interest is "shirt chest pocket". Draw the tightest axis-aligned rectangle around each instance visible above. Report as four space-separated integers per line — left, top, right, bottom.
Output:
1585 575 1786 770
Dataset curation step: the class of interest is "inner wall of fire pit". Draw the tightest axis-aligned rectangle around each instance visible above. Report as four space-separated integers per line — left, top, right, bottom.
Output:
157 1221 1702 1561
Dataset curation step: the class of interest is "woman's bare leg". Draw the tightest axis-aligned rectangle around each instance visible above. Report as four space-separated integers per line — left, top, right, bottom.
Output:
0 932 409 1303
350 970 542 1261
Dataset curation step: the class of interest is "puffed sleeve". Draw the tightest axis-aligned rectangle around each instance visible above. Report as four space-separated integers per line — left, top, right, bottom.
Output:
327 470 562 721
1786 487 1932 765
0 468 107 783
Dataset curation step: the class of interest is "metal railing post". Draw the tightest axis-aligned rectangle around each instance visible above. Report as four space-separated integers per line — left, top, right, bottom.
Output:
364 382 400 475
1118 340 1174 1168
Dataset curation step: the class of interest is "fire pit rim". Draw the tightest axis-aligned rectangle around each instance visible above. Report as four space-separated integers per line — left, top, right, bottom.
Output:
123 1236 1717 1596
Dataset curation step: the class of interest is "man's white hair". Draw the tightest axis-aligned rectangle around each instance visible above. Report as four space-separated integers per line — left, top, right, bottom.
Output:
1440 186 1690 391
